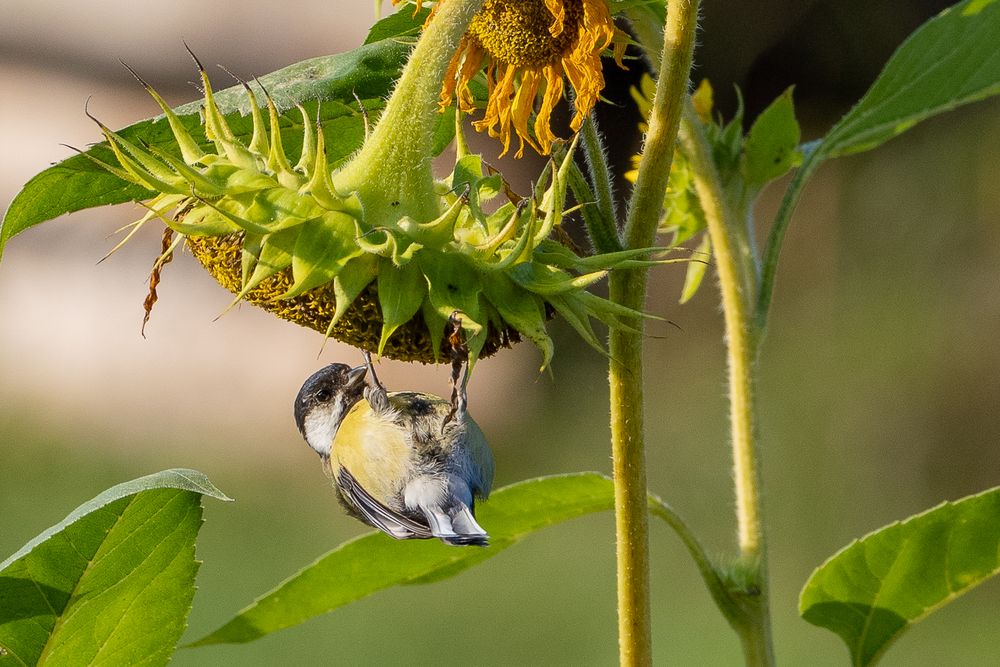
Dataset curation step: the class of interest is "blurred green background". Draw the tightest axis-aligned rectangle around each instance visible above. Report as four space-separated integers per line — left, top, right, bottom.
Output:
2 1 998 664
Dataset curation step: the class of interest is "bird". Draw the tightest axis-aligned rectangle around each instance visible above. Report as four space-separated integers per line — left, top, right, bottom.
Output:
294 346 494 547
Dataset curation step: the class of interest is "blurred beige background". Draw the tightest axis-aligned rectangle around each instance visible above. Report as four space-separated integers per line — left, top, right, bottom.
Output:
2 1 999 665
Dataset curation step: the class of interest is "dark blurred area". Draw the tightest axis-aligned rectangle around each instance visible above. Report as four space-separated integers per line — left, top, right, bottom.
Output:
1 1 998 665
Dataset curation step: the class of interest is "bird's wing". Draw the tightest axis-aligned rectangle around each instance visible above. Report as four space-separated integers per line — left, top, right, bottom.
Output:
463 417 495 498
336 467 433 540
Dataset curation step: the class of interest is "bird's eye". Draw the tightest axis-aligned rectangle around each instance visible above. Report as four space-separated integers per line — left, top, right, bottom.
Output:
315 388 332 402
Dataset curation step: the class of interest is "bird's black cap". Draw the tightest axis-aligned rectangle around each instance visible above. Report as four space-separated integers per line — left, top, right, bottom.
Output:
293 363 367 436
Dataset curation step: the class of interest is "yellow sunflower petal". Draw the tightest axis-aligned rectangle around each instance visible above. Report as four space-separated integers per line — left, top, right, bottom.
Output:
455 41 486 113
534 64 565 154
439 0 627 158
474 63 519 156
439 36 466 112
562 56 603 132
544 0 567 37
512 69 544 158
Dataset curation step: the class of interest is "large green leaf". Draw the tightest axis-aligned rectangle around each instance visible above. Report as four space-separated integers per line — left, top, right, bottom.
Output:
821 0 1000 157
0 39 411 260
0 469 231 667
799 486 1000 666
189 473 614 646
757 0 1000 328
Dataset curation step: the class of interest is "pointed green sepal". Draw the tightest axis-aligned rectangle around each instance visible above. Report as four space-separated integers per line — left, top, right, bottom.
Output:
241 232 265 287
536 135 579 243
96 126 186 195
508 263 608 296
474 201 525 258
328 253 378 333
420 298 448 363
124 63 205 164
376 257 427 355
483 274 554 370
263 96 296 183
301 121 346 211
397 190 468 247
355 226 422 265
230 227 298 302
146 145 225 196
282 212 363 298
547 293 608 358
489 203 538 270
296 105 318 176
679 233 711 304
159 203 241 237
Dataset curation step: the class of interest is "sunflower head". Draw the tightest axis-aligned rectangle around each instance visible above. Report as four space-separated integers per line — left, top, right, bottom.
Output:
89 58 658 369
429 0 627 158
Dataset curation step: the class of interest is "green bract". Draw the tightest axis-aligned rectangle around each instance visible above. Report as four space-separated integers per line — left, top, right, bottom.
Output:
90 61 659 368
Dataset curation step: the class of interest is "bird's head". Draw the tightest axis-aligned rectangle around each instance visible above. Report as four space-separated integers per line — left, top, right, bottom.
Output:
294 363 368 460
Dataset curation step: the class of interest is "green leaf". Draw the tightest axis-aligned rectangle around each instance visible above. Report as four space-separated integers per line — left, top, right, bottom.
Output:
821 0 1000 157
758 0 1000 330
189 473 614 646
0 39 410 260
799 486 1000 666
741 87 801 187
364 4 430 44
0 469 231 666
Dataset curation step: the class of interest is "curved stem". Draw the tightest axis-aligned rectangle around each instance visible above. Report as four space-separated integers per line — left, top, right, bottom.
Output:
608 2 699 665
333 0 485 224
646 495 739 622
754 142 823 338
678 107 774 665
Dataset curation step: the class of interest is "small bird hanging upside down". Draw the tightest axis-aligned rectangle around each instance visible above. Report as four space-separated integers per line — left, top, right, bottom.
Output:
294 319 494 546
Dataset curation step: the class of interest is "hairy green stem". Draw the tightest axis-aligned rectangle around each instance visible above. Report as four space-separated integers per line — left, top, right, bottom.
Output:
678 107 774 665
580 114 624 253
622 4 666 74
454 108 471 159
608 1 699 664
334 0 485 224
646 495 740 620
754 142 823 337
567 162 621 254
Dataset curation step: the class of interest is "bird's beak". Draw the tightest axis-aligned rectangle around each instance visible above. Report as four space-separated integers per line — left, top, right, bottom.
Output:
347 364 368 387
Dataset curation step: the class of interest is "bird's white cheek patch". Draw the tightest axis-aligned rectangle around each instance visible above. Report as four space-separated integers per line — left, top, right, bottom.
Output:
304 407 343 458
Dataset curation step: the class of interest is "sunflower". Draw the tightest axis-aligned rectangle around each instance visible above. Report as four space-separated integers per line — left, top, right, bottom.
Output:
397 0 627 158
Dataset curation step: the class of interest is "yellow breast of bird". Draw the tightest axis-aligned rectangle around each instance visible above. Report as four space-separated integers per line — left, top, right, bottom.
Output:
331 395 430 502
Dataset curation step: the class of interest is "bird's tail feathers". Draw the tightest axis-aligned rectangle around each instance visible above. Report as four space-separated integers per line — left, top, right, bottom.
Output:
423 505 489 547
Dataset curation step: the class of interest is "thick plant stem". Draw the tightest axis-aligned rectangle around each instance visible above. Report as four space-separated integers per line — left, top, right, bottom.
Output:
679 108 774 665
608 1 699 665
607 294 653 667
333 0 485 224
